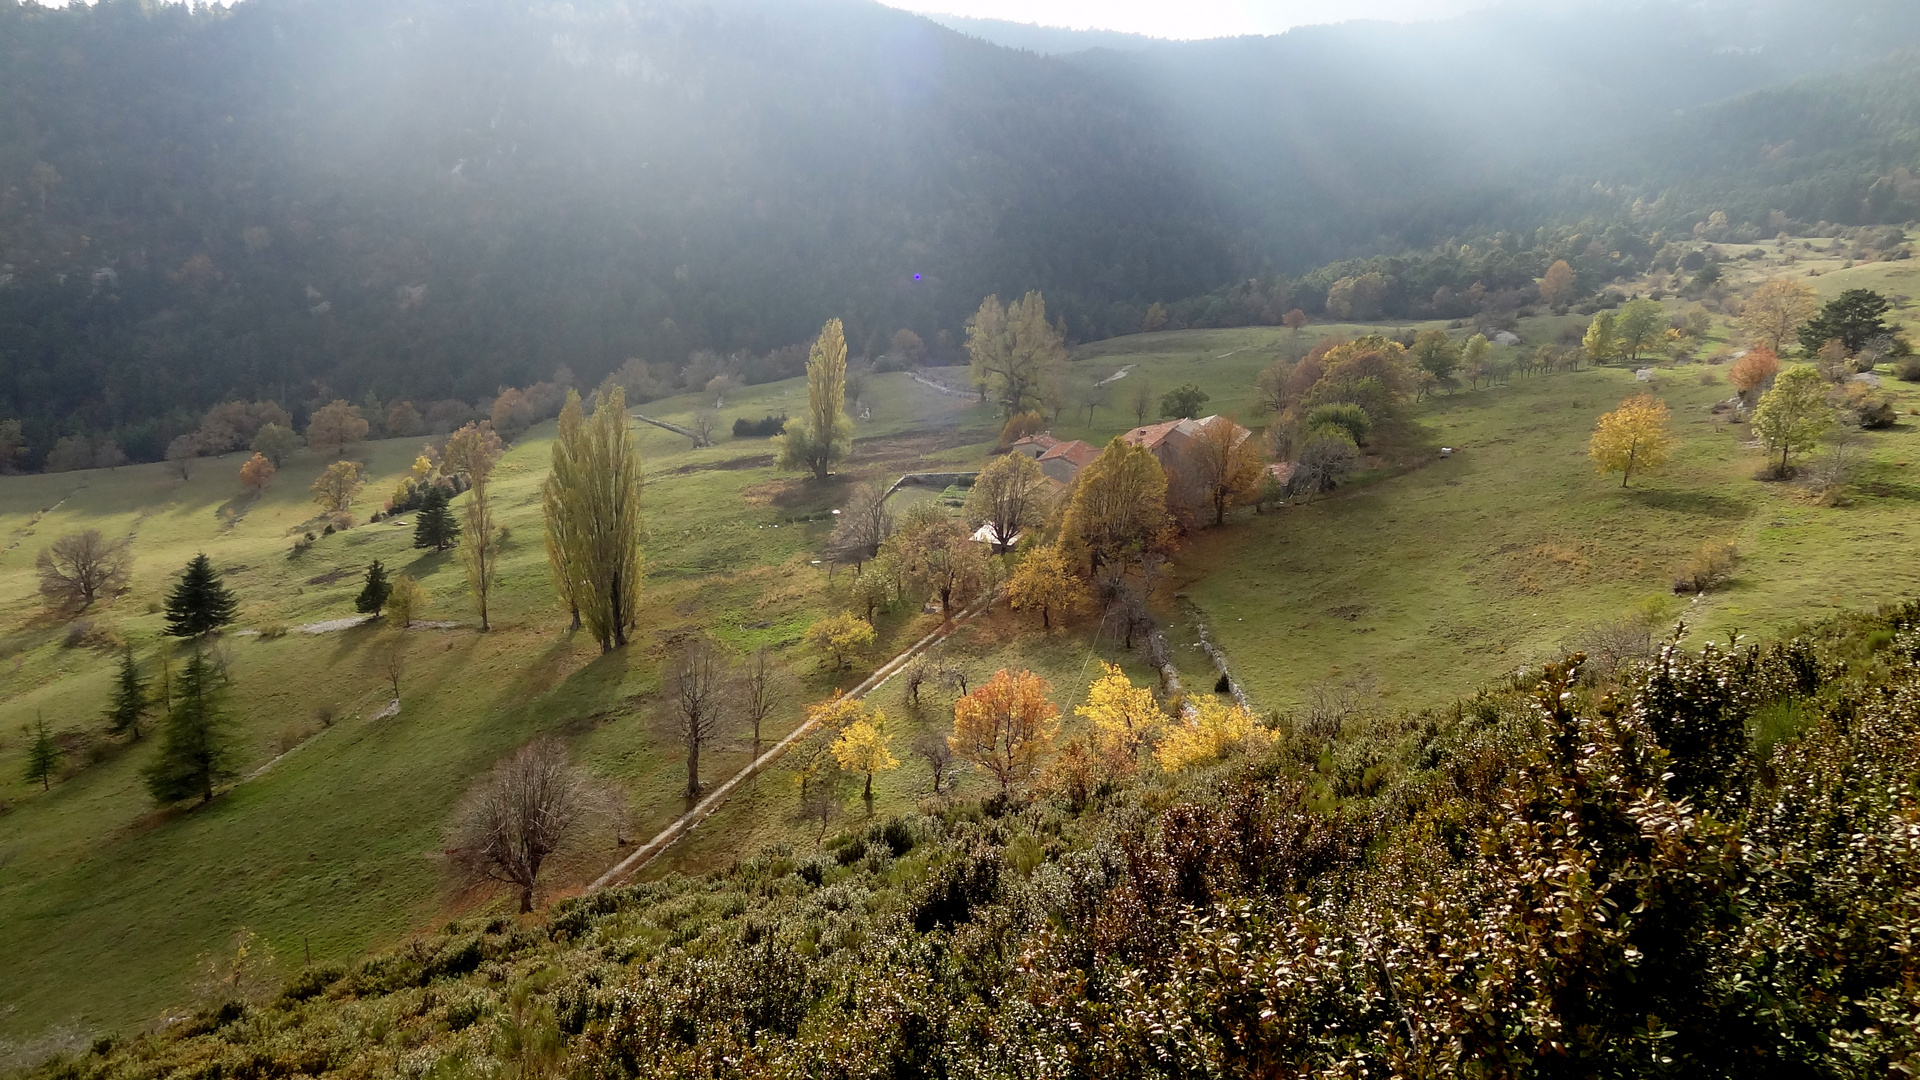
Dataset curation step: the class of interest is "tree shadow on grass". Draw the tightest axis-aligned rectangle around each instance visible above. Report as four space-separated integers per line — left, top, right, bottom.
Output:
1625 488 1754 520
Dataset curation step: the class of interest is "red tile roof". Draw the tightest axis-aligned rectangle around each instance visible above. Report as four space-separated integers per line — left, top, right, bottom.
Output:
1039 439 1099 468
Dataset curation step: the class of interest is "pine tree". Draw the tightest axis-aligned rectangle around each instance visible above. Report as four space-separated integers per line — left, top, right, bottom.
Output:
23 714 62 791
412 485 461 552
164 554 238 638
355 559 392 615
106 646 149 740
143 645 234 805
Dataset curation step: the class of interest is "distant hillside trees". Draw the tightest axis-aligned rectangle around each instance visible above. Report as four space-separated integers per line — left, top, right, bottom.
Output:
36 529 131 612
305 401 369 458
774 319 854 481
164 554 237 638
967 293 1065 417
143 645 234 805
543 388 645 652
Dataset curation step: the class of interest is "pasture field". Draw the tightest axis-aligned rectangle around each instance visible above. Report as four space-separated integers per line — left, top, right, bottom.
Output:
4 260 1918 1042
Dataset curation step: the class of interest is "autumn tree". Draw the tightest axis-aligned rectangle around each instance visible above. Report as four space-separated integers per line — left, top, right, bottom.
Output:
1752 365 1834 475
1462 333 1493 386
442 421 504 486
238 452 275 492
1741 278 1818 355
542 387 645 651
310 460 365 513
36 529 131 612
1282 308 1309 333
670 638 727 798
1141 302 1169 333
164 554 237 637
385 400 424 438
106 646 149 740
950 668 1059 794
1729 346 1781 405
1410 329 1462 390
1155 697 1270 770
143 644 234 804
1539 259 1578 306
446 738 598 913
890 328 926 364
884 504 990 619
1616 299 1666 363
831 710 899 802
460 470 500 631
250 423 298 467
23 715 62 791
1183 416 1263 525
806 611 875 670
490 388 534 441
967 292 1065 417
1075 661 1168 769
1007 543 1090 630
387 574 430 628
1589 394 1675 488
775 318 854 480
305 400 369 458
1059 436 1174 576
963 452 1049 552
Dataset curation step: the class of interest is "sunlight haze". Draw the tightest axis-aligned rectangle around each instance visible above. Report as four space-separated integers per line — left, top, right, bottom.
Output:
881 0 1492 39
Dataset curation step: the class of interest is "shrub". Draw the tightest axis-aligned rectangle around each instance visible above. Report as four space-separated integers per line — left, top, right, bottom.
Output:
1894 354 1920 382
1304 402 1371 445
1674 540 1737 593
732 414 788 438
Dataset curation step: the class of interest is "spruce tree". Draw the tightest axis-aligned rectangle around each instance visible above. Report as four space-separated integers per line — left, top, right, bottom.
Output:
164 554 238 638
106 646 149 740
355 559 393 615
143 645 234 805
23 714 62 791
412 485 461 552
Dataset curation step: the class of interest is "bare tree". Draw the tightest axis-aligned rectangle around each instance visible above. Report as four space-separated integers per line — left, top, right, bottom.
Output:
690 408 718 447
739 647 783 766
826 480 894 572
378 638 406 703
1129 379 1155 426
445 739 596 913
670 638 727 799
36 530 132 612
913 729 957 795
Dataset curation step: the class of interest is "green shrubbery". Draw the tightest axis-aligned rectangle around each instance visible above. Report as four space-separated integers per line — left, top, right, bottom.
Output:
27 608 1920 1079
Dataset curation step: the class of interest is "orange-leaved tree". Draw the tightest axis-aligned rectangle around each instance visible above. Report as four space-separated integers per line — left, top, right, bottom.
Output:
950 669 1059 793
238 452 276 492
1729 346 1780 405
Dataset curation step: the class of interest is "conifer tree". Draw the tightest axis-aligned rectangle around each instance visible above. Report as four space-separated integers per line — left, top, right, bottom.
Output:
412 485 461 552
164 554 238 638
143 645 234 805
23 714 62 791
106 646 149 740
355 560 392 615
542 386 644 652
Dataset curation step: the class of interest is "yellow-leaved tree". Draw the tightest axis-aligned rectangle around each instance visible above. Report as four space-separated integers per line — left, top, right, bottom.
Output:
775 318 854 480
1058 436 1174 577
806 611 876 671
967 291 1065 417
1539 259 1578 306
310 460 365 512
1741 278 1819 356
831 710 899 801
950 669 1059 794
1006 543 1090 630
1075 662 1168 770
541 387 644 652
1588 394 1674 488
1156 698 1269 771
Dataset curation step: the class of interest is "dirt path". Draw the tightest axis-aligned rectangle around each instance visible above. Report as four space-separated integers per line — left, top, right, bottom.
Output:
589 596 995 891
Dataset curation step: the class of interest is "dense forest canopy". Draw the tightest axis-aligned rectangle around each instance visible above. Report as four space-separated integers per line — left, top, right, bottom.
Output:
1 0 1918 464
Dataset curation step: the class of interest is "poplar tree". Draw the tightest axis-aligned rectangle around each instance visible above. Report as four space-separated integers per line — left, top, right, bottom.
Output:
774 318 854 480
543 386 644 652
24 714 62 790
144 645 234 805
461 472 500 632
164 554 238 638
106 646 149 740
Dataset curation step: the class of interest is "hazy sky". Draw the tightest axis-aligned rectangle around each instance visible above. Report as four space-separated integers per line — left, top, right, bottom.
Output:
882 0 1491 39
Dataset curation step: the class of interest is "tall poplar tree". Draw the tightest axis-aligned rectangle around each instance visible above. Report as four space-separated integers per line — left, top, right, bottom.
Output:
106 646 149 740
143 645 234 805
543 386 645 652
461 471 500 632
774 318 853 480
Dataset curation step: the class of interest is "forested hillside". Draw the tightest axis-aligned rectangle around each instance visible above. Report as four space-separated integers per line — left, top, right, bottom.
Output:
3 0 1919 464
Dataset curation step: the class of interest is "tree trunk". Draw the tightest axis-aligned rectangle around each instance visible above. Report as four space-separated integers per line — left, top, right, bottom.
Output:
1042 605 1051 631
863 772 873 801
687 738 700 799
610 572 626 649
940 586 952 620
519 885 533 913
